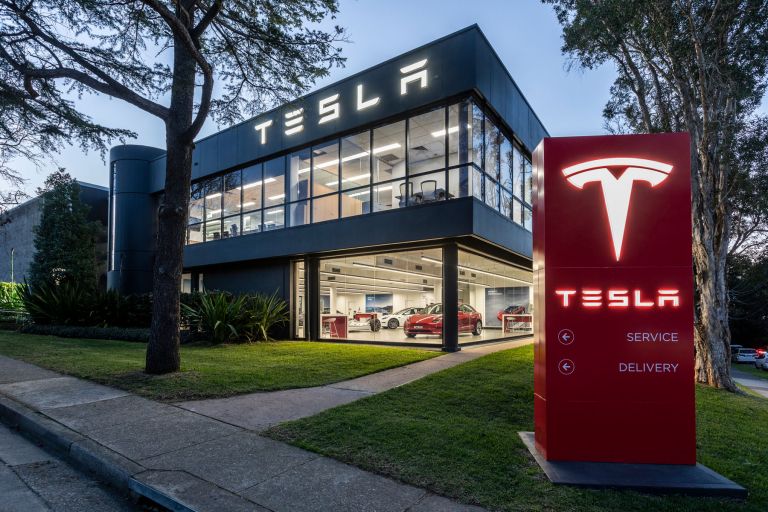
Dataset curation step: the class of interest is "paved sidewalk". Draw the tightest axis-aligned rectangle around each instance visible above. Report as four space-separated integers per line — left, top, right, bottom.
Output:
0 340 529 512
0 422 135 511
732 368 768 398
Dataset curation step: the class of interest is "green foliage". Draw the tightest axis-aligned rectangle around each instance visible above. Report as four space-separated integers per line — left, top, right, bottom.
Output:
28 170 101 290
182 291 290 344
249 292 290 342
182 292 250 344
728 253 768 346
21 280 93 325
21 280 153 328
0 282 24 311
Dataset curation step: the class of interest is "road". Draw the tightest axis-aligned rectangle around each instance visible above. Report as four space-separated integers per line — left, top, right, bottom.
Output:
732 366 768 399
0 423 139 512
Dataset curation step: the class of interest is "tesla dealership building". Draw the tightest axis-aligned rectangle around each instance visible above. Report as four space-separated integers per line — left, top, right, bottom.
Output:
107 25 547 351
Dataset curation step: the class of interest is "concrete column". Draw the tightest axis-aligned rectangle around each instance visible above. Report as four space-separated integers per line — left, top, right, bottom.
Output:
442 243 460 352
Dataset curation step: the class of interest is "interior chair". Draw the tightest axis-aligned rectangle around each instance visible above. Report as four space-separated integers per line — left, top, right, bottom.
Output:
421 180 438 202
398 182 413 207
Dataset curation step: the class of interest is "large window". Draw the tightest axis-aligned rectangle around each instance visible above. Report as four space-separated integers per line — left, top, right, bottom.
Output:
185 97 533 245
317 248 443 345
457 249 533 343
408 107 445 176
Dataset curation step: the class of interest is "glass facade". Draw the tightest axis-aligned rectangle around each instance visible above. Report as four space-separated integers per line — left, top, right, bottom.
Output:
185 97 533 245
318 248 443 345
456 249 533 340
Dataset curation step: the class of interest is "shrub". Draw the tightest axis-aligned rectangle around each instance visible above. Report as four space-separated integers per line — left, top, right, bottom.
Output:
20 323 150 342
181 291 289 343
248 291 289 341
22 281 152 328
90 290 152 328
21 280 94 325
182 292 250 344
0 282 25 311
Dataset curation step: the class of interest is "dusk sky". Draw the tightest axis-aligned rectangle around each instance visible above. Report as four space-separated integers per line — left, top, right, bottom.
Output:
16 0 622 195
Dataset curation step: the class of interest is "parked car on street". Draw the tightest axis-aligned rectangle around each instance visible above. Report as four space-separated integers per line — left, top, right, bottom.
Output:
404 303 482 338
380 307 423 329
754 351 768 370
733 347 757 364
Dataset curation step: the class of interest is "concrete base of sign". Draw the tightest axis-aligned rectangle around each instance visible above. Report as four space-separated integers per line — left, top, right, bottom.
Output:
519 432 746 498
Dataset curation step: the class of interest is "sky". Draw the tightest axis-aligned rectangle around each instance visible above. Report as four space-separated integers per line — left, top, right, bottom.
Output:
14 0 619 195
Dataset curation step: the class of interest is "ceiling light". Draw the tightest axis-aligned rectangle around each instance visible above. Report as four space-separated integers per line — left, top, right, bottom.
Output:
205 192 222 200
242 177 276 189
268 193 285 201
320 270 433 289
421 256 531 285
372 143 401 154
352 262 438 279
266 209 283 215
239 202 255 208
347 190 370 198
430 124 471 138
327 173 370 187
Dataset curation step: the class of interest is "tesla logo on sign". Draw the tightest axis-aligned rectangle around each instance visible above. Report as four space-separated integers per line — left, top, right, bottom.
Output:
562 158 673 261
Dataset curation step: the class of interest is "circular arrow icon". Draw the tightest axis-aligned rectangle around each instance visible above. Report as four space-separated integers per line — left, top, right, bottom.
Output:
558 329 575 345
558 359 575 375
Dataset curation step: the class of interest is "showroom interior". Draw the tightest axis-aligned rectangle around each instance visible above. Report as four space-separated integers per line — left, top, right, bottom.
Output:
292 247 533 347
108 26 546 351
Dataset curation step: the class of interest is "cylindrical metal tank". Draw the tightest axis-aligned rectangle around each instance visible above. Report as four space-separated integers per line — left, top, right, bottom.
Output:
107 145 165 295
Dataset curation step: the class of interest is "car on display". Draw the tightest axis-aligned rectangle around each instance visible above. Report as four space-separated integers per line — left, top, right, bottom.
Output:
348 314 381 332
496 304 526 321
732 347 757 364
381 307 423 329
404 303 482 338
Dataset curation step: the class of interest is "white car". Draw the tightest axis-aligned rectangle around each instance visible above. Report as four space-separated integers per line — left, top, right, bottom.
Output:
733 348 757 364
754 351 768 370
380 307 423 329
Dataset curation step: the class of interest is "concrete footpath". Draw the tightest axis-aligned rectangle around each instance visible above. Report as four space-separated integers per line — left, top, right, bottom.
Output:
732 367 768 398
0 422 135 511
0 339 528 512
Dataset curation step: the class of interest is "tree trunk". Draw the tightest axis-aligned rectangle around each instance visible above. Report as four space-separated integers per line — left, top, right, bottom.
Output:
691 146 738 391
145 11 197 374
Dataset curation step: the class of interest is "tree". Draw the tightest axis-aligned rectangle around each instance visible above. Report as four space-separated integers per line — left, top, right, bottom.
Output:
0 0 345 373
544 0 768 390
728 253 768 346
28 170 100 289
729 116 768 259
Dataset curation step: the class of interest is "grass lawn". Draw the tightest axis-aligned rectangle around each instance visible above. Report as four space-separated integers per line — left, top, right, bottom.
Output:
732 363 768 381
267 345 768 512
0 331 439 401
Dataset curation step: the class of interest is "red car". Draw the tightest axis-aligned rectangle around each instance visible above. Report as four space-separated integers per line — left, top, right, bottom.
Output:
404 303 482 337
497 304 525 321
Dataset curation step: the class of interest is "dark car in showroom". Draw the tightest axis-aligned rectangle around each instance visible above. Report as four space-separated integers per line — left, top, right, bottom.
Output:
404 303 482 337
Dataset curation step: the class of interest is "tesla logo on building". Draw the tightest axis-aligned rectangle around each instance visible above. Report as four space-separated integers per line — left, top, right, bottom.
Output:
253 58 429 144
562 158 673 261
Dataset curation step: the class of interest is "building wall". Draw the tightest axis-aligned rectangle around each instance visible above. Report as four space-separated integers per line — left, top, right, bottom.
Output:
0 198 42 283
0 183 109 284
202 260 292 301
